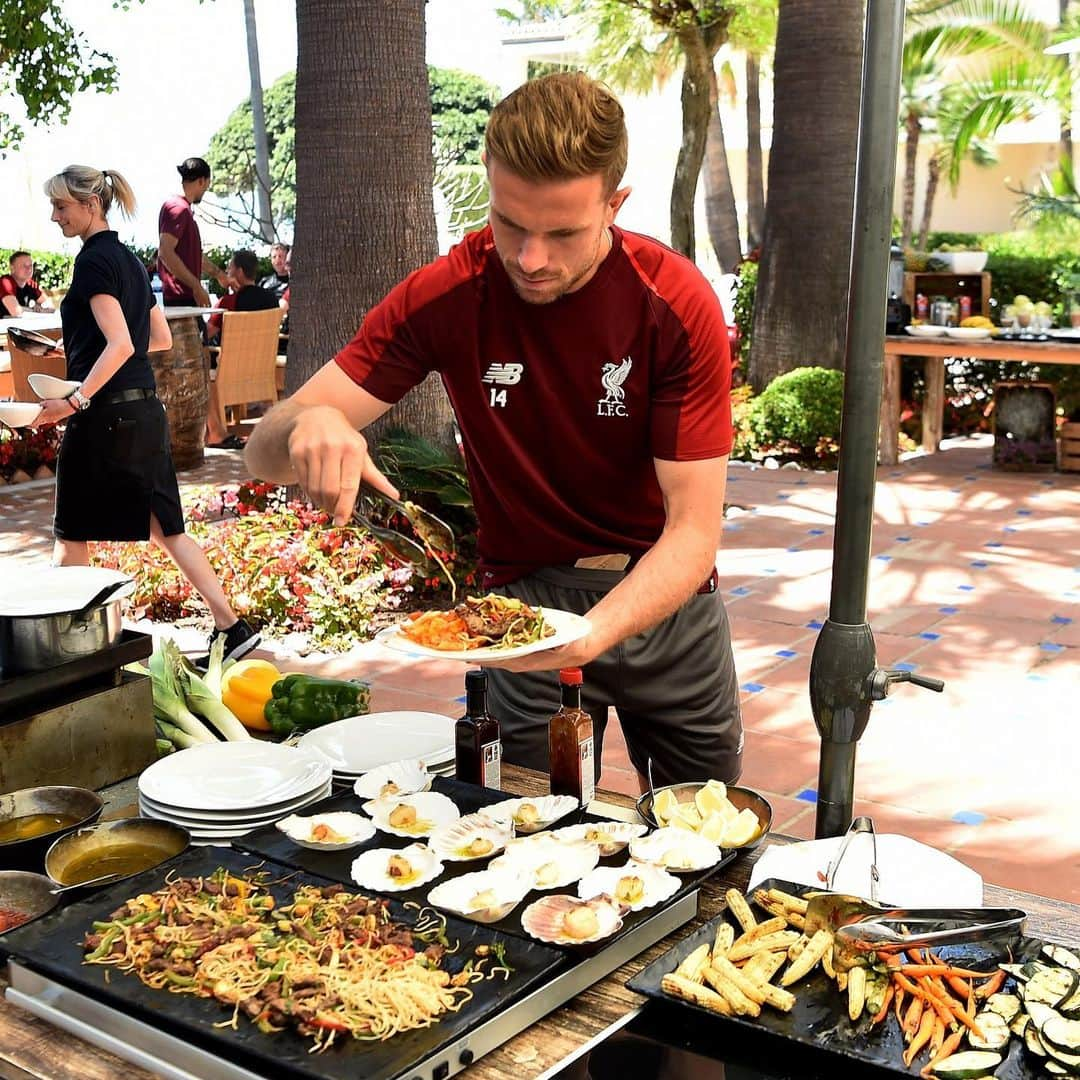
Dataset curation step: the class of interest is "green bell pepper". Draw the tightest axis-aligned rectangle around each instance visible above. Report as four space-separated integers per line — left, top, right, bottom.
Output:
264 674 369 736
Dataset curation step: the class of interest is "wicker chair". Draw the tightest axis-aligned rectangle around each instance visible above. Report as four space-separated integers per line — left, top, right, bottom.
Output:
210 307 284 430
6 333 66 402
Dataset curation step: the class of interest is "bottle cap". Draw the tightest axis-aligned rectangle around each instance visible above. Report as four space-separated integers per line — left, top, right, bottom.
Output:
465 669 486 689
559 668 583 685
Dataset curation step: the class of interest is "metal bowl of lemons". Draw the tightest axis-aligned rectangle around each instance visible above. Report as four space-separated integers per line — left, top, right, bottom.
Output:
635 780 772 851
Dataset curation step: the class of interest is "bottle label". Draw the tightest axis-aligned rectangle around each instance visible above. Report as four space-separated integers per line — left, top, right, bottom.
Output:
481 739 501 791
579 737 595 805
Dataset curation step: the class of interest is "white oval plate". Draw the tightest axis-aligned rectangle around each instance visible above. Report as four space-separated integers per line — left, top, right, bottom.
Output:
137 780 333 824
28 373 80 399
944 326 992 340
0 401 43 429
903 325 943 337
375 606 591 662
139 742 331 811
297 712 454 774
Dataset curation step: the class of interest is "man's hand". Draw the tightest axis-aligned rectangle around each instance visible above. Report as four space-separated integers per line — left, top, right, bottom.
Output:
192 283 211 308
286 405 399 526
34 398 72 427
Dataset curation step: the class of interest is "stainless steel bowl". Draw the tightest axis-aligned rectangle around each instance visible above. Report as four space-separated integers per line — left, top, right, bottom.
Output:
0 870 61 933
44 817 190 889
0 785 104 870
0 598 123 674
636 782 773 851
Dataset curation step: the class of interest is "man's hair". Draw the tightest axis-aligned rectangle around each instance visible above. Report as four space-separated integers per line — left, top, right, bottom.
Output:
230 249 259 281
9 251 30 266
177 157 211 182
484 72 627 195
270 242 290 255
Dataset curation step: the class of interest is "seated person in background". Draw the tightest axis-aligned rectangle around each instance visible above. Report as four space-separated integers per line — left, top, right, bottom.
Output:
1 251 55 316
277 249 291 354
259 242 290 301
206 249 278 344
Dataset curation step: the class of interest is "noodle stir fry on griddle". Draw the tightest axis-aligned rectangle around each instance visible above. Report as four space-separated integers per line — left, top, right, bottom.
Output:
82 869 510 1049
401 594 554 651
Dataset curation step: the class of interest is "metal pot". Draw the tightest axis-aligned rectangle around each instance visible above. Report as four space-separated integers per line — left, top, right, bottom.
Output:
0 785 104 871
44 817 190 888
0 598 123 675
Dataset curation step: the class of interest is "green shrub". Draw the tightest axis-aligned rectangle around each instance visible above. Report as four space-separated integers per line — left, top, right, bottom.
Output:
0 247 75 290
749 367 844 456
732 260 758 363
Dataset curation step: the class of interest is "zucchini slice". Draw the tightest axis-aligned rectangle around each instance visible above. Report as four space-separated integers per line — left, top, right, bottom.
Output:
999 962 1030 981
985 993 1021 1024
1026 967 1079 1008
930 1050 1003 1079
1021 961 1051 981
968 1011 1010 1052
1044 1061 1080 1077
1044 945 1080 972
1009 1011 1030 1037
1026 1022 1049 1056
1060 982 1080 1019
1042 1014 1080 1057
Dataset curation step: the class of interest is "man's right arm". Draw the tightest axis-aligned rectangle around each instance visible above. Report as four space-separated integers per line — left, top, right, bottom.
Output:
0 294 18 318
244 360 396 525
158 233 209 307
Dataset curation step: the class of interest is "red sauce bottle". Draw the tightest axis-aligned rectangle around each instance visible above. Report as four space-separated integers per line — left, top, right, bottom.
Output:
455 669 501 789
548 667 595 806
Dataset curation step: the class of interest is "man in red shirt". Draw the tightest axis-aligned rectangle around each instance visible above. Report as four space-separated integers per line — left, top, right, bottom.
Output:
157 157 226 308
246 74 742 787
1 251 54 317
206 249 279 344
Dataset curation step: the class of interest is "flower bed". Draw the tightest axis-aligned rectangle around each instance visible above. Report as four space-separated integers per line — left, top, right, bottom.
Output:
91 480 476 652
0 427 60 484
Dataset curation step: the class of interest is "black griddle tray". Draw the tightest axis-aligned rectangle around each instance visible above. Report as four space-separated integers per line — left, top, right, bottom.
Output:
0 846 568 1080
628 876 1044 1079
234 775 737 950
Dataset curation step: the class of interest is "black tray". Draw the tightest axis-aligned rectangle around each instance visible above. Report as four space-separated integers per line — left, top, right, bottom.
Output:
234 776 736 950
627 877 1042 1079
0 846 567 1080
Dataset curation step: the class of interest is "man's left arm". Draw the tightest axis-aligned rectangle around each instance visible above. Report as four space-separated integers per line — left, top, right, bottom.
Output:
490 454 728 671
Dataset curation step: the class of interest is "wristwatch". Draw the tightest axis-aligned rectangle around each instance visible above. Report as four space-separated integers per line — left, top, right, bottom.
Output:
66 387 92 412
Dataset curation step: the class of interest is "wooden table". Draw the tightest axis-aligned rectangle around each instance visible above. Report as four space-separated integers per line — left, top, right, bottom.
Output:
2 765 1078 1080
879 333 1080 465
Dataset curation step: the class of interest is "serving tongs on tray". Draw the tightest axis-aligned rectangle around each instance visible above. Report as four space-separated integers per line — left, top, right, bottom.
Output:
803 818 1026 970
350 479 456 572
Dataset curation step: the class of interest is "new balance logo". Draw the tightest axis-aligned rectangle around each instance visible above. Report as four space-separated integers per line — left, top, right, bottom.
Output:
481 363 524 386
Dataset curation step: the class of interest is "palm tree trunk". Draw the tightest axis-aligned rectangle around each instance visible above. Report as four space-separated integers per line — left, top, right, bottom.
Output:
703 64 743 273
1061 0 1073 175
745 53 766 251
916 152 941 252
292 0 455 454
242 0 274 242
670 27 715 258
746 0 863 393
902 111 920 249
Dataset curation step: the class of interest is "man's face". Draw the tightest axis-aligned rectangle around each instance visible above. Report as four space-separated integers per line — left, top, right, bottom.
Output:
10 255 33 285
271 247 288 274
486 159 629 305
190 175 211 204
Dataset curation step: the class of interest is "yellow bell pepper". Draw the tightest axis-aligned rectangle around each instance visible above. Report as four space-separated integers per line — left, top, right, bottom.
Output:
221 660 282 732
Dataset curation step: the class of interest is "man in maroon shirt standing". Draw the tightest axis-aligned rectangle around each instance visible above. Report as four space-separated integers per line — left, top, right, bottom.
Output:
157 157 226 308
246 74 742 788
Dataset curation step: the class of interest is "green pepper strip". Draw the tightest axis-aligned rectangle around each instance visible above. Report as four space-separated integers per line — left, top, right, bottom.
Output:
164 970 195 988
86 927 122 962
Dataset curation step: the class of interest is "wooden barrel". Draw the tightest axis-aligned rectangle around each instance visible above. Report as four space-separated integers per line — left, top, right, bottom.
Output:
149 316 207 471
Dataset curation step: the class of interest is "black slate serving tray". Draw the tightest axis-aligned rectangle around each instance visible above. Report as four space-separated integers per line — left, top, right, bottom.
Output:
0 846 567 1080
628 876 1044 1079
234 775 737 950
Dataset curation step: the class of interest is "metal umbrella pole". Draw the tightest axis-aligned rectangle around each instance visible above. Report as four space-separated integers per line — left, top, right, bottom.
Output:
810 0 943 839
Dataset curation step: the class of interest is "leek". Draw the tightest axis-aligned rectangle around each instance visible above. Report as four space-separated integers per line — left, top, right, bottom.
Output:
169 640 251 741
149 640 215 744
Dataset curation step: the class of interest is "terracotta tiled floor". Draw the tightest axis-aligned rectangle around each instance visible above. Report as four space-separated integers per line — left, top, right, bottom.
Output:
2 436 1078 901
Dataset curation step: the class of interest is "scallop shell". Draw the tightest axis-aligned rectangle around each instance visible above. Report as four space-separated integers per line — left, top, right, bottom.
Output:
576 859 680 911
521 894 624 946
362 791 460 837
549 820 648 857
353 759 432 800
426 867 533 923
491 836 599 890
429 814 513 862
628 827 723 872
350 842 443 892
480 794 579 834
275 812 376 851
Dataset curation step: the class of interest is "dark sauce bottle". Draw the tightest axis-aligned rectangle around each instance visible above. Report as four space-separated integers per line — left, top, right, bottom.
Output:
548 667 595 806
455 669 501 789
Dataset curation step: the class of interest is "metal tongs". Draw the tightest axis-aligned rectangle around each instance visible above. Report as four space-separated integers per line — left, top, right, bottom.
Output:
350 479 456 571
805 818 1026 970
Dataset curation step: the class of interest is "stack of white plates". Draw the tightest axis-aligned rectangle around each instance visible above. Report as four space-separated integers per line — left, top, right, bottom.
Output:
138 742 333 845
296 711 456 787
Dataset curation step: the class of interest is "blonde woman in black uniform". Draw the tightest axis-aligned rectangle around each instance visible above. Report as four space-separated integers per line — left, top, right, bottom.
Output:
36 166 259 662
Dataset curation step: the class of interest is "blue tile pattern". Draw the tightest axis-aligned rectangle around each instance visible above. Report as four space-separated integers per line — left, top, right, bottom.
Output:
952 810 986 825
741 682 765 694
